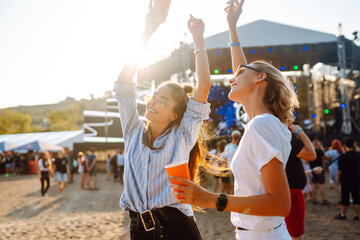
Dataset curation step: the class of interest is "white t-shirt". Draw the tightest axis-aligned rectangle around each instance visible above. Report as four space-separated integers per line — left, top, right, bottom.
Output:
38 159 49 172
231 113 291 231
224 143 238 164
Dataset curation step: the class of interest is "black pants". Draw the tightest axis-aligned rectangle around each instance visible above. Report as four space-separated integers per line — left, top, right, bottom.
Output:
113 166 118 181
129 207 202 240
341 178 360 206
40 171 50 196
119 166 124 184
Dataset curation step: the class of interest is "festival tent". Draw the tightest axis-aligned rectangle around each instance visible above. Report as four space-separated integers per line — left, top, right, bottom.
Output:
0 142 18 151
12 140 64 152
0 130 83 151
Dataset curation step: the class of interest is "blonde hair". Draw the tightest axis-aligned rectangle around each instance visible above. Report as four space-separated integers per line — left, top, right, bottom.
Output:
251 61 299 125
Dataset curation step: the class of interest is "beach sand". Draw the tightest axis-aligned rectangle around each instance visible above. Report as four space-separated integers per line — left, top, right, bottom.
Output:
1 173 359 239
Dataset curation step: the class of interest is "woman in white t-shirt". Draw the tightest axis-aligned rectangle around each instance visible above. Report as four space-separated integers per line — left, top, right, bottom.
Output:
170 1 299 239
38 152 51 199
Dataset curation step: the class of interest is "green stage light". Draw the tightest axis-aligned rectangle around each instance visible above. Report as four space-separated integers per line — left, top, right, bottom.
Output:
214 69 220 74
324 109 329 114
293 65 299 70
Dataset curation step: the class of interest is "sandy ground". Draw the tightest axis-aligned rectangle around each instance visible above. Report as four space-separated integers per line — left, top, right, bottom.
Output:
1 173 359 240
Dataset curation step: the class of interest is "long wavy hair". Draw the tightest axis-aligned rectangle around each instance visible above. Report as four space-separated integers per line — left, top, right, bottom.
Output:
143 81 224 182
251 61 299 125
331 139 344 155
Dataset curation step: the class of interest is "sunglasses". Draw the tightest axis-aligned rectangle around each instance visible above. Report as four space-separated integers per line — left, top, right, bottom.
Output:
234 64 268 81
144 93 167 110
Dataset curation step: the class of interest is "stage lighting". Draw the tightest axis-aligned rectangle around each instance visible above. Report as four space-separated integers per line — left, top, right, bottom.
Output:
312 114 317 119
250 49 255 53
268 48 273 52
216 51 220 55
324 109 329 114
227 69 232 74
340 103 346 108
293 65 299 70
214 69 220 74
303 46 309 51
280 66 285 71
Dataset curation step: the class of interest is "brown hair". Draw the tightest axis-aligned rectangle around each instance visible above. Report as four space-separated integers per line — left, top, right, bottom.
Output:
144 81 219 183
39 151 49 168
251 61 299 125
331 139 344 155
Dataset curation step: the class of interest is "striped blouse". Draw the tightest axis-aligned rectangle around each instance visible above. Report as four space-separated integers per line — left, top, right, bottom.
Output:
113 82 211 216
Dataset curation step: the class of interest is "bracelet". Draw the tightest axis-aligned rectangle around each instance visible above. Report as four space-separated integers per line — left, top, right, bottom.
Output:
310 169 314 175
295 128 302 135
228 42 241 47
194 48 207 55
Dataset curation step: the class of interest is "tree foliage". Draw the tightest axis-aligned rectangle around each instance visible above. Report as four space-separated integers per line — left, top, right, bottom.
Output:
0 109 32 134
48 104 81 131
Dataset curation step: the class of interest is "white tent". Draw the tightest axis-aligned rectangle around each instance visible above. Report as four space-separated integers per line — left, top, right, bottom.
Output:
0 130 83 151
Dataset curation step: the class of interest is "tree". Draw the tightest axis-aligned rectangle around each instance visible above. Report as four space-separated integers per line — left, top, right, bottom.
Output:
48 104 82 131
0 109 32 134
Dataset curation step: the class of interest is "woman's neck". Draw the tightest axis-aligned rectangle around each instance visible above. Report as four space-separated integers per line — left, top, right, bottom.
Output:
148 122 170 143
241 92 272 121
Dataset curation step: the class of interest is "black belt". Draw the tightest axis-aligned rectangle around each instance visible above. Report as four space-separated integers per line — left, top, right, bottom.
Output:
236 224 282 231
129 207 183 240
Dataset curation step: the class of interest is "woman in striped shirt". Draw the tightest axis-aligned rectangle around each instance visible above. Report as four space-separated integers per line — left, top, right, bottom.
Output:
113 7 211 240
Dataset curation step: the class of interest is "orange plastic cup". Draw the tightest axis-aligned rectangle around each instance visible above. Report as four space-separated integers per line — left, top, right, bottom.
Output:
165 161 190 199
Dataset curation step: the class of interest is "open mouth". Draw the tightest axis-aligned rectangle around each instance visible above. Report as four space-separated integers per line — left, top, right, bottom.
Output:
147 108 157 114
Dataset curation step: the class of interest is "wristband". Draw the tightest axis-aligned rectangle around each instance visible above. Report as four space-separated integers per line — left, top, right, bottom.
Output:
295 128 302 135
194 48 207 55
228 42 241 47
216 193 228 211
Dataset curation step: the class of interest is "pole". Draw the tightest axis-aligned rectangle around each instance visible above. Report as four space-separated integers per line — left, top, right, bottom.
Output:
337 24 352 134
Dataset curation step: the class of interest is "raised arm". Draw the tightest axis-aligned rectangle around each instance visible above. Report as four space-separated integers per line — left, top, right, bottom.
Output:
225 0 247 71
289 124 316 161
117 4 165 85
187 15 211 103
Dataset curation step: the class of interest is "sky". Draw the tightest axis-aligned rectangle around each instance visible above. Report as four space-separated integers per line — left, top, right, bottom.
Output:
0 0 359 109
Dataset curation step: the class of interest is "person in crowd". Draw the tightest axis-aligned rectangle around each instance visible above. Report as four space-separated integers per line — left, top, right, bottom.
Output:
170 1 299 239
284 124 317 240
210 139 230 193
302 159 312 200
3 152 13 175
117 149 125 185
52 149 70 199
354 141 360 152
106 153 112 181
13 152 21 176
324 139 344 203
87 148 97 190
38 152 51 199
65 148 74 183
77 152 89 190
72 157 78 175
113 5 211 239
218 139 232 195
310 139 330 205
111 153 119 182
335 138 360 220
223 130 241 194
0 153 4 174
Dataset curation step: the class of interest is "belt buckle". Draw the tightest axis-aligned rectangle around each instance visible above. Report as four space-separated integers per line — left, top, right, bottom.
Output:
140 210 155 232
